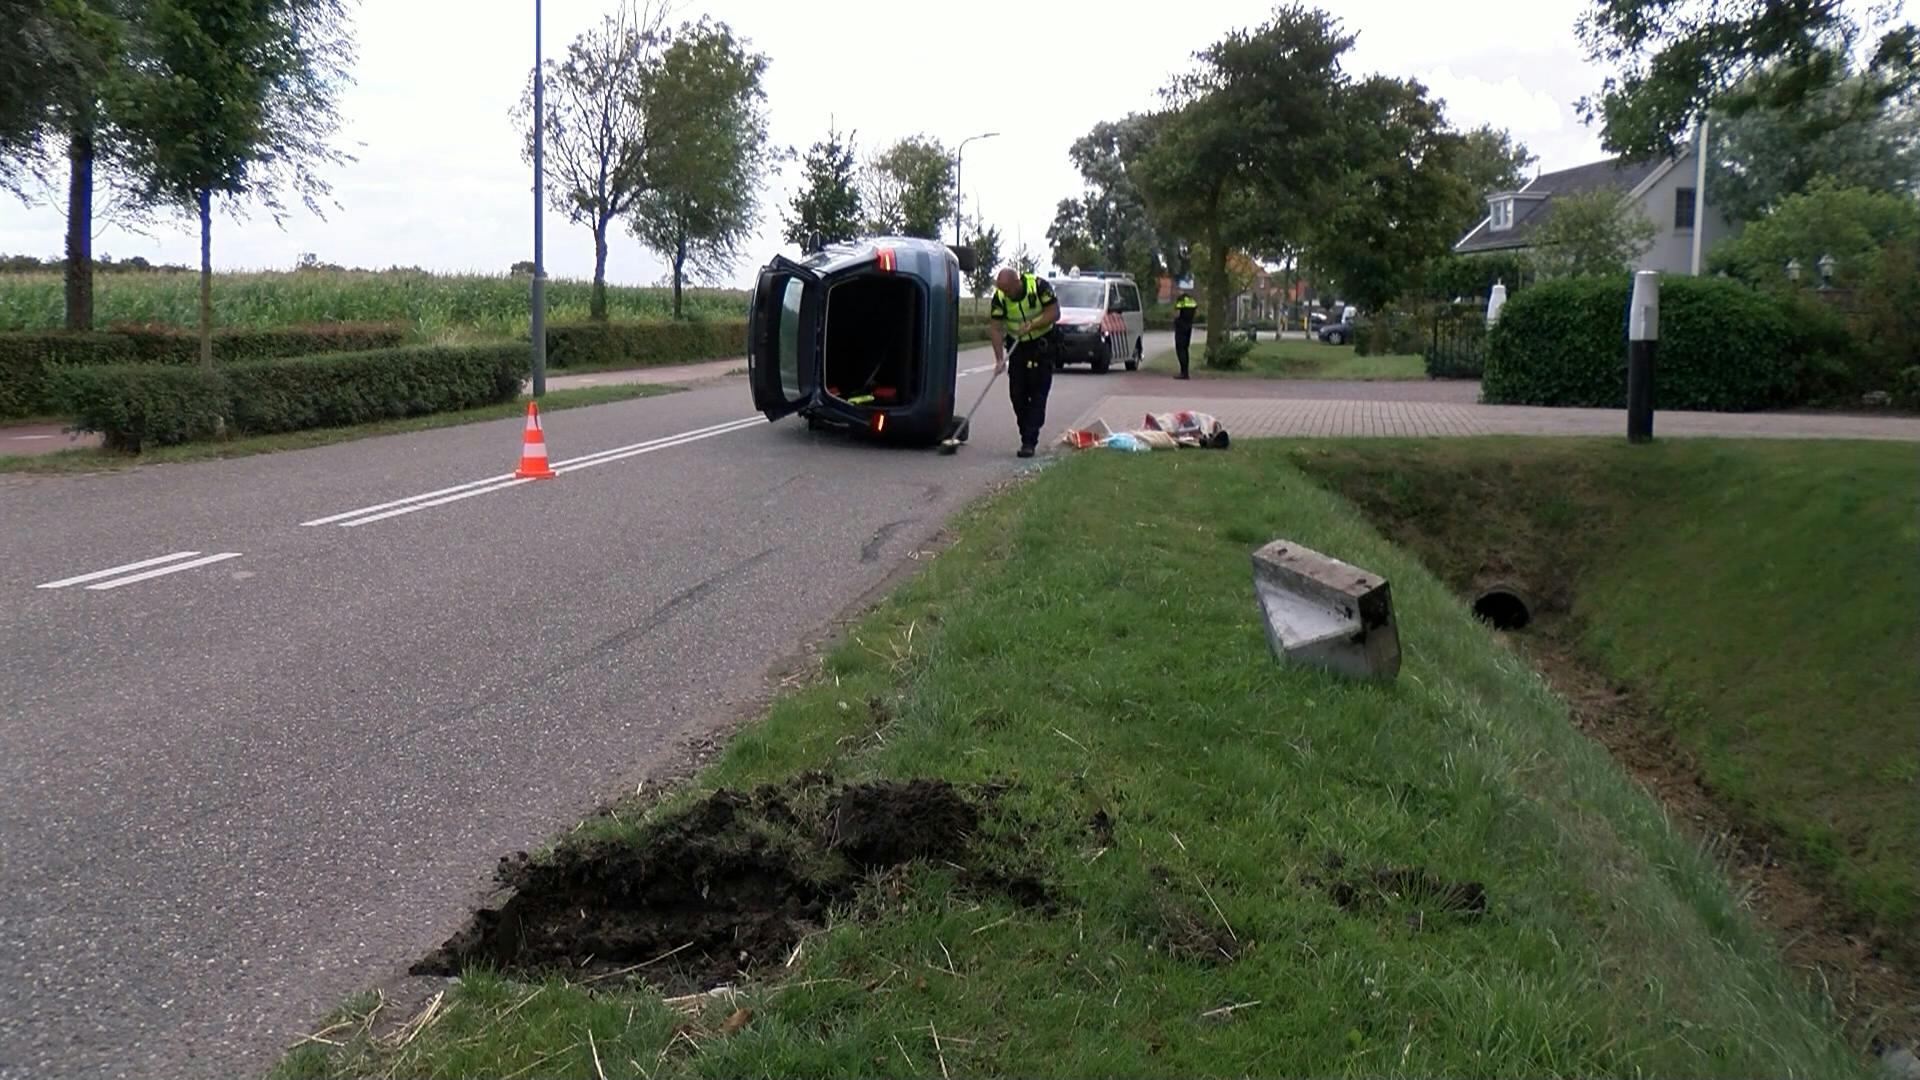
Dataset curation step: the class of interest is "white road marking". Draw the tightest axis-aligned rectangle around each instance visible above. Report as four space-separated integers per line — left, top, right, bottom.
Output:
83 552 243 591
9 434 55 441
305 416 765 529
37 551 202 589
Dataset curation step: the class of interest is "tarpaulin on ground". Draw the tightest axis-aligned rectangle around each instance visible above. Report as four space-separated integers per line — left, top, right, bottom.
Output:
1058 411 1231 452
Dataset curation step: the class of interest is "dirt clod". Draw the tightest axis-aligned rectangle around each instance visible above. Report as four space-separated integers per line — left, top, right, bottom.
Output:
414 776 1039 994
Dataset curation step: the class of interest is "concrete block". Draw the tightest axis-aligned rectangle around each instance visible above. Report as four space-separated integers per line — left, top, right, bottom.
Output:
1251 539 1400 682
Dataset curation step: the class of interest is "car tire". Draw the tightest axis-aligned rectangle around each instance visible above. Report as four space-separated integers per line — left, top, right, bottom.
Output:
1093 354 1111 374
1327 331 1345 346
1126 340 1141 370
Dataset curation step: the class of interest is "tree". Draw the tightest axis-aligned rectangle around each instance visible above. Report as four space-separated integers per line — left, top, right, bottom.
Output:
1045 198 1101 272
1709 67 1920 222
1310 76 1475 310
1008 241 1037 274
631 18 771 320
1525 187 1659 279
859 136 951 238
1065 118 1164 284
512 3 665 322
1447 125 1536 237
782 123 861 248
965 221 1001 303
116 0 354 365
2 0 132 330
1577 0 1919 158
1707 177 1920 287
1127 5 1351 363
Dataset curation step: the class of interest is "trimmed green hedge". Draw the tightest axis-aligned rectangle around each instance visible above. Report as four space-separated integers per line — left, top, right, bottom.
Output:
0 323 406 418
52 343 526 451
544 319 745 369
1482 276 1813 411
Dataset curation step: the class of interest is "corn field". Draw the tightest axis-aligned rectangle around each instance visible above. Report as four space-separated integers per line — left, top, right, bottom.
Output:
0 270 750 339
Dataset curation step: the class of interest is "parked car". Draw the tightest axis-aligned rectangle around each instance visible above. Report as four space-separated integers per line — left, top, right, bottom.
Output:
1049 269 1144 373
1317 320 1354 345
747 236 972 446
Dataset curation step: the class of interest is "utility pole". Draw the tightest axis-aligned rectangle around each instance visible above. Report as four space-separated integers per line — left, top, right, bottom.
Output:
1689 115 1709 276
530 0 547 397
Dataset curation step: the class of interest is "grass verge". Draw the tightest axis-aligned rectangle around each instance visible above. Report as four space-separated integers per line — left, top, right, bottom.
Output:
0 383 681 474
283 442 1859 1078
1148 338 1426 380
1288 438 1920 959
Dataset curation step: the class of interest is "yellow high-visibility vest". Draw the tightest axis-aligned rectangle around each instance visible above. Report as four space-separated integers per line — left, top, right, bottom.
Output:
994 273 1052 342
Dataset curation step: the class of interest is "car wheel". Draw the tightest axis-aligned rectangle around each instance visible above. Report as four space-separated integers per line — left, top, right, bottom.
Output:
1093 354 1111 374
1327 331 1345 345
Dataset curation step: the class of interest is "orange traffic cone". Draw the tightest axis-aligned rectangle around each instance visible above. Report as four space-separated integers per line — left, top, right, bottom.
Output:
514 400 557 479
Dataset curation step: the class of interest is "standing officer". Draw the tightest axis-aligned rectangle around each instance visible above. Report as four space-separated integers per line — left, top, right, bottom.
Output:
989 266 1061 458
1172 291 1198 379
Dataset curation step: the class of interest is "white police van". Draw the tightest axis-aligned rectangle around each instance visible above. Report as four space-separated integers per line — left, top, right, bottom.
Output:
1047 268 1145 374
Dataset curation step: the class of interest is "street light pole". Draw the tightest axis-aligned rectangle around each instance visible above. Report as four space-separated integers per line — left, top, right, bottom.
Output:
530 0 547 397
954 132 999 249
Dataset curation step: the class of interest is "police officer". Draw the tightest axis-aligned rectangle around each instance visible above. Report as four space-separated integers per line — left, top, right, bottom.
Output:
1172 292 1198 379
989 266 1061 458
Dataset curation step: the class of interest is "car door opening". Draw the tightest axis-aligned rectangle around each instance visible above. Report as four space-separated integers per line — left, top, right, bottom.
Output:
822 275 924 407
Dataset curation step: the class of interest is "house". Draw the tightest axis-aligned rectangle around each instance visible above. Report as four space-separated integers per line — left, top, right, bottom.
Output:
1453 147 1739 274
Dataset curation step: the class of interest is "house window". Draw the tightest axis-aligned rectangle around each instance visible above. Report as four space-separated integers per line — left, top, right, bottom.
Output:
1490 198 1513 231
1675 188 1696 229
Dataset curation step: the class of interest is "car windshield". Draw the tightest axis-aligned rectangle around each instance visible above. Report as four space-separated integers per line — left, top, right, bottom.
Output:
1052 281 1107 309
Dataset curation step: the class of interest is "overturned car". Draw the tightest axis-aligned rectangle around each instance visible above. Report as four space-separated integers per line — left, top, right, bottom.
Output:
746 236 975 446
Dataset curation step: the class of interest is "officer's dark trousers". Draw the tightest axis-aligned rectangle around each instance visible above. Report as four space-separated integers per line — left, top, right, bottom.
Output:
1173 324 1193 376
1007 339 1054 448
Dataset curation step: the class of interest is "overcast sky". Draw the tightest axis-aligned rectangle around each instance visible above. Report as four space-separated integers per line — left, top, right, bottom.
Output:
0 0 1616 288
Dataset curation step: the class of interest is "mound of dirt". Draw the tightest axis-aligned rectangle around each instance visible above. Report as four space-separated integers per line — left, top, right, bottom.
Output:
414 776 1040 993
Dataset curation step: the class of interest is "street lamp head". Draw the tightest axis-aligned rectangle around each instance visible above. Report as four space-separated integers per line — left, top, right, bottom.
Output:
1785 258 1801 281
1818 253 1836 284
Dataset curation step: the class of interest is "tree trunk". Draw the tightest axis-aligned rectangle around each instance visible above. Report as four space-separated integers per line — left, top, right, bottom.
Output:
590 218 609 322
64 127 95 331
671 231 687 321
198 189 213 369
1203 215 1228 366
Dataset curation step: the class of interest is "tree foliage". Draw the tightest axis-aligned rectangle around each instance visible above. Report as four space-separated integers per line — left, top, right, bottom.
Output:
1062 118 1164 284
1525 187 1659 279
859 135 951 239
1126 5 1350 363
1577 0 1919 157
630 18 771 319
1709 65 1920 222
1310 75 1474 310
1708 177 1920 287
782 123 861 249
512 2 666 321
1446 125 1536 237
1045 198 1101 273
965 221 1000 300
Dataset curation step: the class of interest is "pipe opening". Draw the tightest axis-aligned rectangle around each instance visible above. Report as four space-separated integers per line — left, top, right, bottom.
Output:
1472 589 1532 631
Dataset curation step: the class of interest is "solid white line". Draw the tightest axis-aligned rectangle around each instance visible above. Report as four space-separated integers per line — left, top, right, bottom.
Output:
552 418 762 475
84 552 242 591
301 473 515 527
37 551 202 590
10 434 55 441
339 477 536 528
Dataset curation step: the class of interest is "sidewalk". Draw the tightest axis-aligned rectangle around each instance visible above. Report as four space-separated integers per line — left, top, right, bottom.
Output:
1069 393 1920 442
0 358 753 458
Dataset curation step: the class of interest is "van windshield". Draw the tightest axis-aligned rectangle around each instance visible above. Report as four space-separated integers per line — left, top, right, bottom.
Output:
1052 281 1107 309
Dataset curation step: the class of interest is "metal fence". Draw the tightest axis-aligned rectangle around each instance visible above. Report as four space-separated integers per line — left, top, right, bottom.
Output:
1423 302 1488 379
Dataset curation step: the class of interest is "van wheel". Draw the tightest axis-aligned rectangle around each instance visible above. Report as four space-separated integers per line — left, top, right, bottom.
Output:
1093 354 1111 374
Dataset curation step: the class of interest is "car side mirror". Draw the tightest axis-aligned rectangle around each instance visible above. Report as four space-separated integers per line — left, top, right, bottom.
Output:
950 245 977 274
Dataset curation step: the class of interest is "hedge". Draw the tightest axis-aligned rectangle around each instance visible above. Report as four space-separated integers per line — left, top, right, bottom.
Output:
0 322 405 418
52 343 526 451
1482 275 1814 411
544 319 745 369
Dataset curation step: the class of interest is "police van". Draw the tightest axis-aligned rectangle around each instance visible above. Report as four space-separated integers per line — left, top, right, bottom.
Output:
1048 268 1145 373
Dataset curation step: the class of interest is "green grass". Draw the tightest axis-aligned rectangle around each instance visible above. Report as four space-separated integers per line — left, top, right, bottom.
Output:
1290 438 1920 951
281 443 1860 1080
0 269 748 339
1148 337 1426 380
0 382 680 473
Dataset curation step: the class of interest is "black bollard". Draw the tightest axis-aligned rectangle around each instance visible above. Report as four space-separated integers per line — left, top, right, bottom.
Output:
1627 271 1657 443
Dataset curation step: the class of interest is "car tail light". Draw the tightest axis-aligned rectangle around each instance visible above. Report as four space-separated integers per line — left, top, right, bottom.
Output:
876 247 896 272
871 412 887 433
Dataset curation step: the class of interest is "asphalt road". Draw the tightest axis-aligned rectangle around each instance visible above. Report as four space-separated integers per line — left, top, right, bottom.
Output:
0 335 1172 1079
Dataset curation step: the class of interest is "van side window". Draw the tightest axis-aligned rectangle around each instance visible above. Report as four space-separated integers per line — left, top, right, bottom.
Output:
1121 284 1141 312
